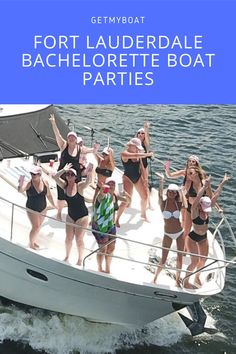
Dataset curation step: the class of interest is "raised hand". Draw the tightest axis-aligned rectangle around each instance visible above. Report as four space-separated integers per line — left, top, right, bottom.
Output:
49 114 55 122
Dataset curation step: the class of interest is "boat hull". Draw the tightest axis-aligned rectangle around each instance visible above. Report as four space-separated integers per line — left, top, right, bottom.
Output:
0 237 202 327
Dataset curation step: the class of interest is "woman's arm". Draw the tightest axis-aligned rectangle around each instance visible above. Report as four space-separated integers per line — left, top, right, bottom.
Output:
164 160 185 179
17 180 31 193
107 148 115 171
191 177 211 214
77 170 93 195
52 163 72 189
49 114 67 151
44 181 57 208
143 121 150 150
121 150 153 160
211 173 230 207
158 174 164 207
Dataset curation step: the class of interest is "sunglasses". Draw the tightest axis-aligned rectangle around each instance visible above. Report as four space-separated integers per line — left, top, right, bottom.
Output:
188 160 197 164
66 172 76 177
30 172 40 176
138 132 145 135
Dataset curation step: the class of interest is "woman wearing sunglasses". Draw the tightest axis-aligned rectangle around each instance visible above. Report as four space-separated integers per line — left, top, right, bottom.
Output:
136 121 153 209
53 163 93 266
93 146 115 203
184 173 230 289
164 156 216 248
49 113 82 221
18 165 56 250
115 137 154 227
153 175 187 286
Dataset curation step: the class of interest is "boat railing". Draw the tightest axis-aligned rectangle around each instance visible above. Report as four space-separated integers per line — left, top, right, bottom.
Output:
1 194 236 281
83 212 236 275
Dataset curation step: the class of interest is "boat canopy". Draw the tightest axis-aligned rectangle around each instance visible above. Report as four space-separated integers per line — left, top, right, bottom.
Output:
0 105 69 159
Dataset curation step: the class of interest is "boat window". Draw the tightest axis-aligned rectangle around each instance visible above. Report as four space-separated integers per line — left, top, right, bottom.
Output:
26 269 48 282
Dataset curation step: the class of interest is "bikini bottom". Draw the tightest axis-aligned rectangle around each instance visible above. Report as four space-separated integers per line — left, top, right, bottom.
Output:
165 230 183 240
189 230 207 243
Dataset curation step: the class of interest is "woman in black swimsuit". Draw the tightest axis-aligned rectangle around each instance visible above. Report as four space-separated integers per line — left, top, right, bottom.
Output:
49 113 82 220
18 165 56 250
136 121 153 209
53 163 93 266
184 173 230 289
115 138 153 227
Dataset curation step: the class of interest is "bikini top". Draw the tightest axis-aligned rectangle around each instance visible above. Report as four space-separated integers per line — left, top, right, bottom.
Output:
95 167 112 177
162 201 181 220
192 215 209 225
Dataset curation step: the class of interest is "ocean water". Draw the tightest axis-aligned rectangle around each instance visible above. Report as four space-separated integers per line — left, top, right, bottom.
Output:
0 105 235 354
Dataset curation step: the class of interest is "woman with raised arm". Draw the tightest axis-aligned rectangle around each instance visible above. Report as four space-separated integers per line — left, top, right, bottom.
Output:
49 113 81 220
93 146 115 203
153 174 187 286
18 165 56 250
164 155 203 180
53 163 93 266
184 173 230 289
136 121 153 209
115 138 154 227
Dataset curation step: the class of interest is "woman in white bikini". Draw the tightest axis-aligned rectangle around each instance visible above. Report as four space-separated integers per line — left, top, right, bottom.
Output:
153 175 187 286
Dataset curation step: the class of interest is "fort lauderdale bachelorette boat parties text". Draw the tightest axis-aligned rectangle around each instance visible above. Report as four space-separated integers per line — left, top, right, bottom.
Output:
21 34 215 85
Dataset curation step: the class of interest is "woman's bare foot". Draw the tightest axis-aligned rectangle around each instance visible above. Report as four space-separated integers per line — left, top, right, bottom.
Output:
29 243 39 250
183 281 198 289
194 276 202 287
56 213 62 221
115 220 120 228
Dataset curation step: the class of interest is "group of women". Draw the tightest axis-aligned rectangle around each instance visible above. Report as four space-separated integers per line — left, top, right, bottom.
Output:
18 114 230 286
153 155 230 288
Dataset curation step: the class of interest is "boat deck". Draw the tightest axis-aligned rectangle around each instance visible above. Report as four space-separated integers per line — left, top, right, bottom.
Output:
0 157 226 296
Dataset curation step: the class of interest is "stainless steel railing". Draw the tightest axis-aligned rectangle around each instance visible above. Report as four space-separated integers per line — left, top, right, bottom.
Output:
0 194 235 282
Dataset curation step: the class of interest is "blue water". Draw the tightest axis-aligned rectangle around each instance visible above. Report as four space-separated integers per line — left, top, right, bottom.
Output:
0 105 235 354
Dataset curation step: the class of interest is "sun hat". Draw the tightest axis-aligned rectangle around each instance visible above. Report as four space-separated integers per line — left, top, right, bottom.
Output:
167 183 179 191
102 147 110 155
66 168 77 176
67 131 77 139
30 165 42 175
137 128 145 133
188 155 199 163
127 138 144 151
106 177 116 184
200 196 212 212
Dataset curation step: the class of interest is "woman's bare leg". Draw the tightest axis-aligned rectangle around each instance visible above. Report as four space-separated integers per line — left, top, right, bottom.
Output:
194 239 209 287
184 237 199 288
153 236 172 283
64 217 75 262
134 177 148 220
27 211 45 249
75 216 89 266
116 176 133 227
176 234 184 285
105 240 116 273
